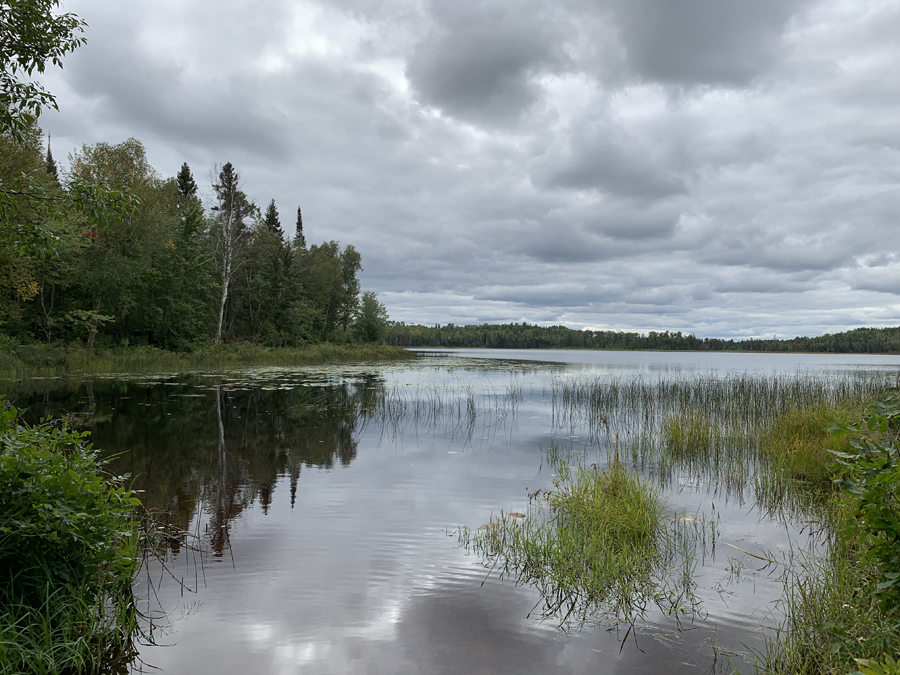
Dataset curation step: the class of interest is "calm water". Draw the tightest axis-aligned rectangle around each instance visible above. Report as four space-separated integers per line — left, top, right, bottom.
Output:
9 350 900 674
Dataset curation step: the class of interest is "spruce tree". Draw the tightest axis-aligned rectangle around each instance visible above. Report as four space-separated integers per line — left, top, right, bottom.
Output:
45 135 58 184
176 162 198 197
293 206 306 249
264 199 283 238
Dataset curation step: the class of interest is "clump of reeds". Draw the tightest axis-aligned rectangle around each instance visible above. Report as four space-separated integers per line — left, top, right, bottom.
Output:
463 462 706 626
760 402 861 486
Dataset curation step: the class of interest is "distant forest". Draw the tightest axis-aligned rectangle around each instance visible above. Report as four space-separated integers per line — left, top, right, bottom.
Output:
385 323 900 354
0 128 390 350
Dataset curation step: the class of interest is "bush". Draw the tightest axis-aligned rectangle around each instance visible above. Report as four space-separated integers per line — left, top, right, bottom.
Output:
0 399 140 674
829 392 900 610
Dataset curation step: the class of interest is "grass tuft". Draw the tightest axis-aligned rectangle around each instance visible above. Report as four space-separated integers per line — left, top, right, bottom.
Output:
463 462 704 626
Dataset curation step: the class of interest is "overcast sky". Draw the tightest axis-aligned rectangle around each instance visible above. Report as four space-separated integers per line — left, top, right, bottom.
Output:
39 0 900 339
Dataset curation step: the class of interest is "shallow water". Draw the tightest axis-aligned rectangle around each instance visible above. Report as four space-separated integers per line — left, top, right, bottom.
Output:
7 350 900 674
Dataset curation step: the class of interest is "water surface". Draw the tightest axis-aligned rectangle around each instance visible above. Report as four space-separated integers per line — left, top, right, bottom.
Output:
8 349 900 674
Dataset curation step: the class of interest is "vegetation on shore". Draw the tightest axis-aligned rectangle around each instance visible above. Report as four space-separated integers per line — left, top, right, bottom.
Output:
387 322 900 354
760 393 900 675
0 400 141 674
0 342 415 379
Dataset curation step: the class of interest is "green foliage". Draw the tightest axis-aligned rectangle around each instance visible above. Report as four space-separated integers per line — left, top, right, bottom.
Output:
0 0 86 139
828 392 900 609
354 291 389 343
762 509 900 675
175 161 196 197
0 129 380 350
854 656 900 675
464 462 703 625
0 398 140 673
763 402 860 486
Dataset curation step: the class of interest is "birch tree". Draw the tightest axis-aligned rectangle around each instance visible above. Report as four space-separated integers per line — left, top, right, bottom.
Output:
211 162 256 344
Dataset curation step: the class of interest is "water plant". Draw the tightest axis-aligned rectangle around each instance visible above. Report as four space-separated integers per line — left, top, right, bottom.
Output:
462 461 707 627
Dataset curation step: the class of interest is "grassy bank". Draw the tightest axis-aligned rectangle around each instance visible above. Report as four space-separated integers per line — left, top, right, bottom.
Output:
759 394 900 674
0 342 417 379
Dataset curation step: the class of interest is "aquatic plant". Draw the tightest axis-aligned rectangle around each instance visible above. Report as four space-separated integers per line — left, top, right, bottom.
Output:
461 462 709 627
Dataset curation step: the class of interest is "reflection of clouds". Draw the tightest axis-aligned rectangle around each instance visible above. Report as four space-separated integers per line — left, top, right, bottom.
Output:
127 355 900 673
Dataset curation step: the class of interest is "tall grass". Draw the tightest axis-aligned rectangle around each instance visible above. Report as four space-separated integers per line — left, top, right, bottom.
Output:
461 462 709 627
759 505 900 675
548 371 895 511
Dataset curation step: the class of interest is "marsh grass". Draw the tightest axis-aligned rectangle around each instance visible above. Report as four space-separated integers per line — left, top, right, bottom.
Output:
761 402 861 486
461 462 710 627
0 566 139 675
759 505 900 675
549 371 895 511
0 343 416 379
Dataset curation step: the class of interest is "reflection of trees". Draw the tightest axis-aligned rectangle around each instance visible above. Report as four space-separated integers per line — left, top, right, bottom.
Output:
14 375 383 555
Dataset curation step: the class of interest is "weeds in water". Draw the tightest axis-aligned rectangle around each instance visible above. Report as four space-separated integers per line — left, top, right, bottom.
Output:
548 371 895 513
461 462 710 628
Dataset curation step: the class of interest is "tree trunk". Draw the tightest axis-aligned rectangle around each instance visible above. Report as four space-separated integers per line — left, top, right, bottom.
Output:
86 293 102 350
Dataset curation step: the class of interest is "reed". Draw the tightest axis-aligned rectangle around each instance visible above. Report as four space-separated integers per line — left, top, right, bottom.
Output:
461 462 710 627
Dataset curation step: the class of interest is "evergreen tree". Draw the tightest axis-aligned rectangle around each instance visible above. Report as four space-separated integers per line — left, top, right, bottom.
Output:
45 135 58 184
176 162 197 197
263 199 283 239
293 206 306 249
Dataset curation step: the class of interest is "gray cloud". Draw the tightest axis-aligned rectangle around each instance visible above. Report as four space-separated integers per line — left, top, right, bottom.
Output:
405 0 569 124
37 0 900 339
604 0 810 87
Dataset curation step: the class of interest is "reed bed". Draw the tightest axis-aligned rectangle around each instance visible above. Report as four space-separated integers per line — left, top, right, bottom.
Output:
361 379 523 443
547 371 896 512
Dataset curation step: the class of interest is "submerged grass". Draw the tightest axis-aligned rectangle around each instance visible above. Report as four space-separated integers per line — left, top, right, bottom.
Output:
0 342 416 379
462 462 707 627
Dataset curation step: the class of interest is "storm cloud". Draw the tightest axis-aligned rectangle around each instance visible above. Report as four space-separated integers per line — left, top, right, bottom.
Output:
38 0 900 338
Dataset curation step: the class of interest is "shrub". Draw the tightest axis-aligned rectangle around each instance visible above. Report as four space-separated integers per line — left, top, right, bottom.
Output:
0 399 140 674
828 392 900 610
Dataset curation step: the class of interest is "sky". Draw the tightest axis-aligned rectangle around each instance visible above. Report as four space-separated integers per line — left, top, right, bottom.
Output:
38 0 900 339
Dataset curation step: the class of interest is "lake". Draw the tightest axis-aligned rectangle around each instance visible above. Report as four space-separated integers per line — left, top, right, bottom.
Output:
8 349 900 674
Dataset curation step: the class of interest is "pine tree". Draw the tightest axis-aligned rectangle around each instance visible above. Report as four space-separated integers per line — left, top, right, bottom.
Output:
293 206 306 249
263 199 283 239
176 162 198 197
45 135 58 184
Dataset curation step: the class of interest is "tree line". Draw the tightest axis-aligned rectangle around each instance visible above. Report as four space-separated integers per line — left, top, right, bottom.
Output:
385 322 900 354
0 129 390 349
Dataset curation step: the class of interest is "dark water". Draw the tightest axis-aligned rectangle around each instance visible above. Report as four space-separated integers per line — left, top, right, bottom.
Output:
7 350 900 674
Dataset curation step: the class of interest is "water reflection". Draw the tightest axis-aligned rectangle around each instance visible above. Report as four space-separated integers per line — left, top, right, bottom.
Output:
13 373 384 556
6 352 899 674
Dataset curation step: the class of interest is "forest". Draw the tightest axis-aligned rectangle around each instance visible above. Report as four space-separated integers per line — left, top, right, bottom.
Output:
385 322 900 354
0 128 391 350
